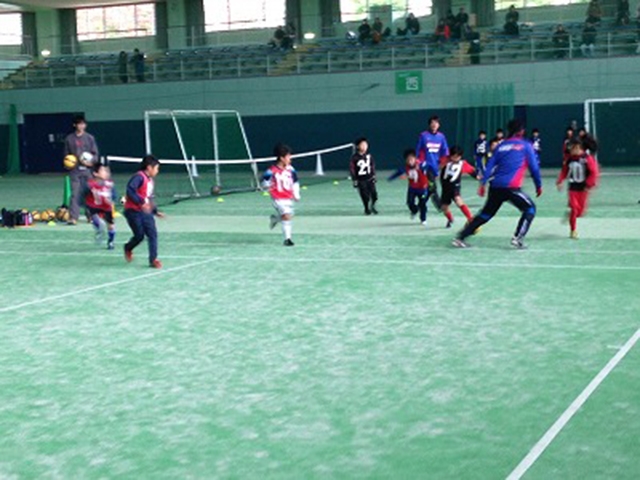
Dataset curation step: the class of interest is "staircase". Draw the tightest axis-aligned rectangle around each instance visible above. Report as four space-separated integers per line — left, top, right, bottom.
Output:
269 44 316 76
0 59 32 89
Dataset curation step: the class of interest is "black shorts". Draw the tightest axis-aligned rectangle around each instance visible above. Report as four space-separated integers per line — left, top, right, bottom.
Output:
87 207 114 225
440 183 461 205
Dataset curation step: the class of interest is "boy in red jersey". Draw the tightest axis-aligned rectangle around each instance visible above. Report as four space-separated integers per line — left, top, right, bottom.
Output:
440 146 478 228
123 155 163 268
556 139 600 239
262 143 300 246
388 149 430 226
85 163 116 249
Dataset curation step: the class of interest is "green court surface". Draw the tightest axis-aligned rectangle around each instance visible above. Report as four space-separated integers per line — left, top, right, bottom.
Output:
0 170 638 479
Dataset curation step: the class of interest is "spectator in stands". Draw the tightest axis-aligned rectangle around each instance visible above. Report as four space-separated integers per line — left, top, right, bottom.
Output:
118 51 128 83
131 48 145 82
506 5 519 24
398 13 421 36
270 25 286 49
504 5 520 36
282 23 295 50
453 7 469 40
371 17 390 44
616 0 630 25
286 21 297 41
373 17 384 35
586 0 603 25
552 24 571 58
358 19 372 43
435 19 451 44
444 9 456 29
580 22 597 56
468 35 482 65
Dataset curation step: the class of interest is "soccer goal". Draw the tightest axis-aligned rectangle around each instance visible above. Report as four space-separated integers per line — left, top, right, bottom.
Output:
107 109 354 204
144 109 259 197
584 97 640 165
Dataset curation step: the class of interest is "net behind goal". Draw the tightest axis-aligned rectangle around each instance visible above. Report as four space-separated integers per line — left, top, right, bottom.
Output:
584 98 640 166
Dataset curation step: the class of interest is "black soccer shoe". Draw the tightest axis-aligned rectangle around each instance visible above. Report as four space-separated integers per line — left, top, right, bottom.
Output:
371 206 379 215
283 239 295 247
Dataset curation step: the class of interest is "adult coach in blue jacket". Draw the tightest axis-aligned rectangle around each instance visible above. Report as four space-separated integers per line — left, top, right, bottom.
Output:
453 119 543 249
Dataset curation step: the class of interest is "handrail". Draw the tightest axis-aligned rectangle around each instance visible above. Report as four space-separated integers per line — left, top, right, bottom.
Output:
2 26 638 90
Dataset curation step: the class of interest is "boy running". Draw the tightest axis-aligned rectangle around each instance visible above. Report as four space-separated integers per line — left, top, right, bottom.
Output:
350 137 378 215
440 146 478 228
85 163 116 249
123 155 163 268
453 119 542 249
263 143 300 246
388 149 430 225
556 139 600 239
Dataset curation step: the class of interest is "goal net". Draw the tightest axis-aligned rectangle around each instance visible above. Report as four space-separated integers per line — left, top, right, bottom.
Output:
107 109 354 204
584 98 640 166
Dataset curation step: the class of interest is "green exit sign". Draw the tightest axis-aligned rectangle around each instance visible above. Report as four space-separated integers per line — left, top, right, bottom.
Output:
395 71 423 94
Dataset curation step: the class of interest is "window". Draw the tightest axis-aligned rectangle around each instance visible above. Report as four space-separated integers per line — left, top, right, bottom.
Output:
77 3 155 41
0 13 22 46
204 0 286 32
340 0 432 23
495 0 588 10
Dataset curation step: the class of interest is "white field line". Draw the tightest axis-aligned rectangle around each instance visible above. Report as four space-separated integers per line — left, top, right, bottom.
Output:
0 250 638 271
0 258 218 314
506 327 640 480
1 238 640 256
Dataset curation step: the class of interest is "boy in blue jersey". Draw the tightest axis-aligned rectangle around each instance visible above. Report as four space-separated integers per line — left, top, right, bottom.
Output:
453 119 543 249
473 130 488 177
416 115 449 211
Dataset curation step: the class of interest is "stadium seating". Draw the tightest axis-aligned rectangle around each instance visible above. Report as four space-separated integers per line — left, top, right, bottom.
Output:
1 17 637 90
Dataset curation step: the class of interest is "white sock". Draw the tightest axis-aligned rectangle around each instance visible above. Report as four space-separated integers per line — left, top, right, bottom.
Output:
282 220 292 240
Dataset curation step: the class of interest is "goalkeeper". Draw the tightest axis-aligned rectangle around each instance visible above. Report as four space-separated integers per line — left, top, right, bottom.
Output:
64 115 99 225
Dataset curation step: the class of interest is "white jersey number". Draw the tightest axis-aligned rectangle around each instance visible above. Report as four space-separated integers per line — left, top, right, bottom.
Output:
357 156 372 176
444 162 463 182
274 171 293 192
568 161 586 183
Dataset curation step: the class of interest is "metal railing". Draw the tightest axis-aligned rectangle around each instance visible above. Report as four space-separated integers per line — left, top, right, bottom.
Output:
2 29 638 90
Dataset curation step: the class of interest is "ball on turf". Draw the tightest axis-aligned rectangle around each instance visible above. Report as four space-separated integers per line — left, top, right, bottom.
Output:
217 197 225 203
211 185 222 196
333 181 340 186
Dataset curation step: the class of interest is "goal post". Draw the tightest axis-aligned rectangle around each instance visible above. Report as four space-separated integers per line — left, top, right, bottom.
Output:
144 109 259 197
584 97 640 166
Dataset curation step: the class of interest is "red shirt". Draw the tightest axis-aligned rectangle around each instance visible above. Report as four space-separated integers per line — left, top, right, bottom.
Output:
557 154 599 191
85 179 114 212
263 165 299 200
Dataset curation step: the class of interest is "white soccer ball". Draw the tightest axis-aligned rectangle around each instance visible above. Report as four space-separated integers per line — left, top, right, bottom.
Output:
81 152 94 163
